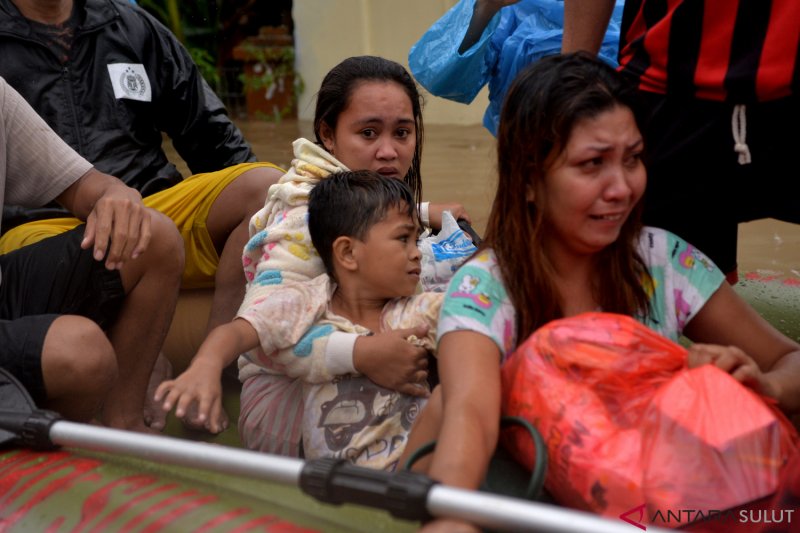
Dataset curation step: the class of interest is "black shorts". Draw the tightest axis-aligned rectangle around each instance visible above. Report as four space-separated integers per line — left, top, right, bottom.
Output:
639 92 799 274
0 225 124 403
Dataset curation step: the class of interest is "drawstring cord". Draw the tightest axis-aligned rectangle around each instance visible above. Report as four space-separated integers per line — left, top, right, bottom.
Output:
732 104 752 165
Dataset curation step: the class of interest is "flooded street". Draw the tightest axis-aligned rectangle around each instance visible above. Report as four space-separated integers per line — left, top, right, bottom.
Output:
169 118 800 281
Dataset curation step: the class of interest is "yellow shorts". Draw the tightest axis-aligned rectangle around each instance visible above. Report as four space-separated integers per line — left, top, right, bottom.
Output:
0 162 283 289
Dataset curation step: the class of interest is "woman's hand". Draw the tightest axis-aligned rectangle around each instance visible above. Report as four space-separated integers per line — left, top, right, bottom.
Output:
682 281 800 413
427 202 471 231
687 343 781 399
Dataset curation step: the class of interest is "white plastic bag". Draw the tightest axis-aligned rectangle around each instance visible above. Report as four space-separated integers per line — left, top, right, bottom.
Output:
419 211 477 292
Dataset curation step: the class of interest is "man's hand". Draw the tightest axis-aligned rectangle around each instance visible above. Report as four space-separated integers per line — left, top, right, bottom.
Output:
56 168 153 270
83 183 152 270
354 325 431 397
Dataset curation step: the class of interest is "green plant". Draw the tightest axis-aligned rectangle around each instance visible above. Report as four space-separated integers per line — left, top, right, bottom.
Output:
237 44 304 122
138 0 220 86
188 47 221 88
137 0 302 119
138 0 187 41
236 44 294 89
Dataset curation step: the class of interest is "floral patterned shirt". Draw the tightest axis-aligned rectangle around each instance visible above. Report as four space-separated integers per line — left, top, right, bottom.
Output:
438 227 725 361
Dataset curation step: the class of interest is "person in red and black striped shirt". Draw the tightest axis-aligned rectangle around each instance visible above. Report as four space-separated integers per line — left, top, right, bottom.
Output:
563 0 799 283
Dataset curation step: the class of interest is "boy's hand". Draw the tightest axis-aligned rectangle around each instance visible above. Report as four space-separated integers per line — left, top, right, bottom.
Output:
687 343 780 399
154 319 256 433
153 358 230 434
354 325 431 397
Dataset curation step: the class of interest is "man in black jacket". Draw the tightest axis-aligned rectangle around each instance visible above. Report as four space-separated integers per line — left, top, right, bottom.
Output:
0 0 284 429
0 76 184 432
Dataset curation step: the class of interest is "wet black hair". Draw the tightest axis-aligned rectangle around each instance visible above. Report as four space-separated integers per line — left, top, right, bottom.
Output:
487 52 651 340
313 56 424 210
308 170 417 279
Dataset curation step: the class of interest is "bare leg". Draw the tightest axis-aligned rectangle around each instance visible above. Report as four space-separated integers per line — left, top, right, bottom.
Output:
143 351 172 430
41 315 118 422
102 212 184 432
204 166 282 332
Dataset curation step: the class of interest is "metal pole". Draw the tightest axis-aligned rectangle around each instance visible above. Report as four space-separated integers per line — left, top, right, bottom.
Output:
50 421 304 485
50 421 670 533
428 485 671 532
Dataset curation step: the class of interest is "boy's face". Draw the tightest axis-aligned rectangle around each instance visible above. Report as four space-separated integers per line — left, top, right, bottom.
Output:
353 205 421 298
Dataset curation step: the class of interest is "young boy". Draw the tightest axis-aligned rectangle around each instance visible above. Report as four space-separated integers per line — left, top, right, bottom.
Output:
158 170 441 469
299 170 442 470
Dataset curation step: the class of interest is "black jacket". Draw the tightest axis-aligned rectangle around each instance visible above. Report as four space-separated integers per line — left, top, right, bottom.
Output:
0 0 255 224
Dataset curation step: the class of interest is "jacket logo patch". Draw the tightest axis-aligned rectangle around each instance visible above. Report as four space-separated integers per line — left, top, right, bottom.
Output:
107 63 152 102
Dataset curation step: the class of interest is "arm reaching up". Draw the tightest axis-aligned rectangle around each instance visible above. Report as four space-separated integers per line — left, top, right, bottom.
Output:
562 0 617 55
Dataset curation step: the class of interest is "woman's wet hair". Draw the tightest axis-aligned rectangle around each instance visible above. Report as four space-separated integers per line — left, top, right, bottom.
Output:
486 52 651 340
308 169 416 279
313 56 424 208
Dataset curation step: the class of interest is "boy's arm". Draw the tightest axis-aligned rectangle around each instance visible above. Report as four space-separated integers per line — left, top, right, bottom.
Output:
353 329 432 396
276 327 430 397
239 268 431 396
266 318 430 398
352 294 444 395
154 319 258 433
351 293 443 394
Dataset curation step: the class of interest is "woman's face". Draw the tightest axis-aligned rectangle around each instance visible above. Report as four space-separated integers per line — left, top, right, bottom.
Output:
536 105 646 260
319 80 416 180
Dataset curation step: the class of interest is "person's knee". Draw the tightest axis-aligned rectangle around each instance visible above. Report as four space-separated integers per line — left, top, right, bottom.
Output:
41 316 118 399
141 210 185 276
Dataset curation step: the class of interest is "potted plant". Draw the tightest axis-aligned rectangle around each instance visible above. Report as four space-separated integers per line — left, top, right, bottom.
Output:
233 26 304 121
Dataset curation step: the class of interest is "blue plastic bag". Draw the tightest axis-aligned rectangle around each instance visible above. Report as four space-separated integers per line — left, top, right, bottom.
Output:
409 0 623 135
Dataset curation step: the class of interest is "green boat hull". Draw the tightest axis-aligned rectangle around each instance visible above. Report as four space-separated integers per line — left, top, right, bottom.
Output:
0 446 416 532
734 270 800 342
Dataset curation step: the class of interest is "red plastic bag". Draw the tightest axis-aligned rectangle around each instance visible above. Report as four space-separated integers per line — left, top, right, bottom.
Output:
501 312 798 526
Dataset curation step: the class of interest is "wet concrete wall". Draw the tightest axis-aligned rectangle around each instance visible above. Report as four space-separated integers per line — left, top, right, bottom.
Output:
292 0 489 126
